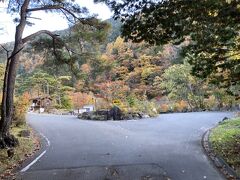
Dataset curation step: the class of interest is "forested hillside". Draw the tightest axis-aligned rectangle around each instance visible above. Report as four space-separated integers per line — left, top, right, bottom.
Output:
0 18 239 114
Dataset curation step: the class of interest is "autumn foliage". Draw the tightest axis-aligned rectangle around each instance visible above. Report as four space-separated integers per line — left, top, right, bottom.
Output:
69 92 94 109
13 92 31 126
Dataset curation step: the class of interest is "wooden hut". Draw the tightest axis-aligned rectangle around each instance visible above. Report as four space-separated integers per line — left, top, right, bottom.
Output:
30 96 52 112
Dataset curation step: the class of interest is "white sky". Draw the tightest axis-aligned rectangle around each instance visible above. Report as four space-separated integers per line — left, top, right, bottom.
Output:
0 0 112 43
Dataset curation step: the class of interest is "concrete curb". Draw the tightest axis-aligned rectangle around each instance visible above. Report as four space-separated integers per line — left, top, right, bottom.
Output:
202 129 240 180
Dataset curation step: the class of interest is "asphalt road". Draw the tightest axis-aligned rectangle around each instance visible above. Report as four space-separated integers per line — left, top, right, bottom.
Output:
17 112 234 180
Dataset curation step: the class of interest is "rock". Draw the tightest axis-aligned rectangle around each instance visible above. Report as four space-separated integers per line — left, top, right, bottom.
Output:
18 130 31 137
109 106 122 120
7 148 14 158
96 110 109 120
0 135 19 148
78 111 109 121
78 107 150 121
219 117 229 124
222 117 229 121
122 112 140 120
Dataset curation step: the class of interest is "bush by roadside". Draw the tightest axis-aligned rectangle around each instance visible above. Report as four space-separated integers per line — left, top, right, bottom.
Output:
209 116 240 177
13 92 31 127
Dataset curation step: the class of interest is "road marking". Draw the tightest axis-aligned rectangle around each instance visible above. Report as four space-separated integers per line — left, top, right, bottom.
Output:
20 150 46 172
40 133 51 146
20 132 50 172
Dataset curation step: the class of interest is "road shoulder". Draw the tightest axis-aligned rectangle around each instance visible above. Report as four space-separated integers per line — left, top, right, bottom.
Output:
202 126 239 180
16 126 50 177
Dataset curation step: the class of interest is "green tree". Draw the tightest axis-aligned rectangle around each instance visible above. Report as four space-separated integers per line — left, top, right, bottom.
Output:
17 71 74 108
28 19 110 92
160 62 206 110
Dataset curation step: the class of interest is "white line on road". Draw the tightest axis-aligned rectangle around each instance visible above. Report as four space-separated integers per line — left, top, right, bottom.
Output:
20 132 51 172
20 150 46 172
40 132 51 146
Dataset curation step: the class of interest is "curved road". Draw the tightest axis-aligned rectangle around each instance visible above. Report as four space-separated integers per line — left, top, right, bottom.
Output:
18 112 234 180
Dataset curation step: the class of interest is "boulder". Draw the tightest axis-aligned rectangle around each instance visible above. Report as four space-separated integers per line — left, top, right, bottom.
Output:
78 111 109 121
222 117 229 121
0 135 19 148
109 106 122 120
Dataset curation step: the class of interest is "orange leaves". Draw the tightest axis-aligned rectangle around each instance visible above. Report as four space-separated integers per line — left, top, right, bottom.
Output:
175 100 188 112
69 92 94 109
16 92 31 110
13 92 31 125
81 64 92 74
94 81 130 102
160 104 169 113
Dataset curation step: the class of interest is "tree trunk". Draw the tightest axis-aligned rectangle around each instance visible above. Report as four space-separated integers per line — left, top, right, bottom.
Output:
0 0 30 148
0 47 22 148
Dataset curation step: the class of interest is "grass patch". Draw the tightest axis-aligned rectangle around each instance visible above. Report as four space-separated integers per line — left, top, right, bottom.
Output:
210 117 240 176
0 125 39 178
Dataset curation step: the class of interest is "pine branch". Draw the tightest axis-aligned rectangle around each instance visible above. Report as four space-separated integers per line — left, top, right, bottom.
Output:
26 5 78 21
22 30 60 44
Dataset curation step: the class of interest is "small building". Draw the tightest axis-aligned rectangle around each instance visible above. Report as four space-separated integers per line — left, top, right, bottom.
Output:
73 105 95 115
30 96 52 112
83 105 94 112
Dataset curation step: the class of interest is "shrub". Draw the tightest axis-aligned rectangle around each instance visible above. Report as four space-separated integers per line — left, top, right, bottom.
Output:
175 100 188 112
126 95 137 108
13 92 30 127
159 104 169 113
172 103 179 112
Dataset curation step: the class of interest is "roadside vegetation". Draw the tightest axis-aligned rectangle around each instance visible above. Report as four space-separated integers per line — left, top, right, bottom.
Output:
210 116 240 176
0 92 38 177
0 124 38 178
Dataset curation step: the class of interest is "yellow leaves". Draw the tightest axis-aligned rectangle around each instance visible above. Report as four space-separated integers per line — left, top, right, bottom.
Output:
237 4 240 9
113 37 125 50
226 0 232 4
100 54 113 65
106 43 114 55
101 54 110 62
141 67 154 80
208 10 218 17
112 66 129 80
